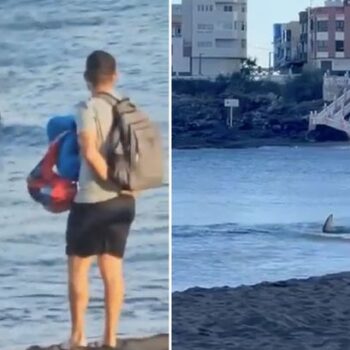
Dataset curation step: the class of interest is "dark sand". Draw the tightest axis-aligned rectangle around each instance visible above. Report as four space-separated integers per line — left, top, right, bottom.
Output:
27 334 168 350
172 273 350 350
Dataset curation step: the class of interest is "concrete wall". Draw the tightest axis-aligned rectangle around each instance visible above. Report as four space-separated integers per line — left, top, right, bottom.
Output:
311 57 350 72
323 72 350 101
192 57 241 77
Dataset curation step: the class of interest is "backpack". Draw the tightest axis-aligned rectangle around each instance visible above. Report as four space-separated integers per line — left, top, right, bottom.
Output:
96 92 164 191
27 132 77 213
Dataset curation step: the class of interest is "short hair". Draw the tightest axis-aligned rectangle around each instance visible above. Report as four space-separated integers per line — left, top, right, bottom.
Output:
84 50 117 86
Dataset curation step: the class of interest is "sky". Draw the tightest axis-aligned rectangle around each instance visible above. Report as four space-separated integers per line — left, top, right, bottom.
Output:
172 0 325 67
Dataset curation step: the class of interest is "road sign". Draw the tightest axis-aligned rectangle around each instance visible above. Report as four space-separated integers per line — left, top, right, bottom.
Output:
224 99 239 128
224 99 239 108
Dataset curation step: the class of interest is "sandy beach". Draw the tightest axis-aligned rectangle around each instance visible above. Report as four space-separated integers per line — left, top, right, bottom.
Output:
26 334 168 350
172 272 350 350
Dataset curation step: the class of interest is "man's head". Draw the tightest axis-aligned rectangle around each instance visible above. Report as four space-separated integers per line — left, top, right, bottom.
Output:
84 50 117 91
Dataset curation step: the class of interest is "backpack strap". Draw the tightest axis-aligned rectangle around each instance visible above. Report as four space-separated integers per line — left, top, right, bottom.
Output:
96 92 129 154
97 92 135 113
95 92 121 139
97 92 120 106
93 93 120 144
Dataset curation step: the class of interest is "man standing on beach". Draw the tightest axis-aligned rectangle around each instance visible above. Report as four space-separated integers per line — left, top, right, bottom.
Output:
65 50 135 348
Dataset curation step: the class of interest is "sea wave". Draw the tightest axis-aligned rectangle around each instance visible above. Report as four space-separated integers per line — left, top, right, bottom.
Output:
0 121 168 148
0 124 46 147
173 222 350 240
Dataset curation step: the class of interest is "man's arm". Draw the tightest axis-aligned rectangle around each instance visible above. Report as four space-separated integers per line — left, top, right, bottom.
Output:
78 130 108 181
80 131 138 197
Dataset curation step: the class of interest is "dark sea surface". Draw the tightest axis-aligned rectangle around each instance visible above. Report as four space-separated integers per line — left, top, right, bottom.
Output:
173 147 350 291
0 1 168 349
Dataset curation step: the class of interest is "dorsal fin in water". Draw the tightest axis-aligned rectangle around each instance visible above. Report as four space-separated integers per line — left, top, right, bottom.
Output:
322 214 334 233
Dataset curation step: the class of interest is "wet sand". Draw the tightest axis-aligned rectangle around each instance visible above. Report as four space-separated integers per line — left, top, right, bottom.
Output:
172 273 350 350
27 334 168 350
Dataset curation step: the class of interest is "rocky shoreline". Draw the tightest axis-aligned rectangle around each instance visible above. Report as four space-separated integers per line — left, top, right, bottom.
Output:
172 272 350 350
172 73 350 149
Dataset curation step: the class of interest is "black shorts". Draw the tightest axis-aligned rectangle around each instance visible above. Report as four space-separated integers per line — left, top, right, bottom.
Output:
66 195 135 258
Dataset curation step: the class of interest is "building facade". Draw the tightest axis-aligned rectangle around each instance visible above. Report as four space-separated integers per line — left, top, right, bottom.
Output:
300 0 350 74
172 0 247 78
273 21 301 70
172 4 191 76
172 4 182 37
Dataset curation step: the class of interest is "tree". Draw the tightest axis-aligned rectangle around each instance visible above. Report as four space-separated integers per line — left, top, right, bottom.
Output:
240 58 258 78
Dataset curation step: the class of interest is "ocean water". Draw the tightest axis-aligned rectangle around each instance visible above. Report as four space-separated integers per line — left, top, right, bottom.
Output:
0 1 168 349
173 147 350 291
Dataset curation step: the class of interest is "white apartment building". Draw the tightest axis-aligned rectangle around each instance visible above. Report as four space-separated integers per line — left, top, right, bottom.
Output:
172 0 247 78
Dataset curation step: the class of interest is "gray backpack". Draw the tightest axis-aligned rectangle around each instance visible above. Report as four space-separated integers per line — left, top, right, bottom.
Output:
97 93 163 191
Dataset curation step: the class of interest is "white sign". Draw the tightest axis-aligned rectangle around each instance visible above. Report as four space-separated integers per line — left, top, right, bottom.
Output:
224 99 239 107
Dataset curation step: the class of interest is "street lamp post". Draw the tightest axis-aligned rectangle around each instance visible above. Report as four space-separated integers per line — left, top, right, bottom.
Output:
308 0 314 63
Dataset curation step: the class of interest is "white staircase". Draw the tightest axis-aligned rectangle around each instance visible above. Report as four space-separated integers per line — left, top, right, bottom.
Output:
309 83 350 137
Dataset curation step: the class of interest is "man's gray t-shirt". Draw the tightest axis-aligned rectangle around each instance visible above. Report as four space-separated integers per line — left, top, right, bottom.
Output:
74 92 121 203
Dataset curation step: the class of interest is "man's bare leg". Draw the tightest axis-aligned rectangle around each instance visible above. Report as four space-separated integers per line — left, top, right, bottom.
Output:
68 255 93 347
98 254 124 347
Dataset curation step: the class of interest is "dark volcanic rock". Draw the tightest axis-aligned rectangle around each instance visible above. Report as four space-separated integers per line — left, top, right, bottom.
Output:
309 125 349 142
172 74 328 149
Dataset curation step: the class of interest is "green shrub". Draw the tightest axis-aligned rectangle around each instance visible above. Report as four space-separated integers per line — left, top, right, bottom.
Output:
283 70 323 102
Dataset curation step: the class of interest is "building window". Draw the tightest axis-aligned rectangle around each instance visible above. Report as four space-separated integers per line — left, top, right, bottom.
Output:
241 39 246 49
198 23 214 32
216 39 234 48
242 5 246 12
286 48 291 60
317 40 328 51
217 21 233 30
241 22 245 31
224 5 233 12
336 20 345 31
286 29 291 42
210 5 213 11
336 40 344 52
198 41 213 48
317 20 328 32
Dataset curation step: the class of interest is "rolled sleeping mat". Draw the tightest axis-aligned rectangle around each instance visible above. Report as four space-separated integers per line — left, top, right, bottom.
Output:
47 115 76 142
46 116 80 181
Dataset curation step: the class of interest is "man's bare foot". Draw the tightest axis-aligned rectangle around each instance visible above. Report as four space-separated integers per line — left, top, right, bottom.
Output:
103 335 117 348
69 333 87 348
